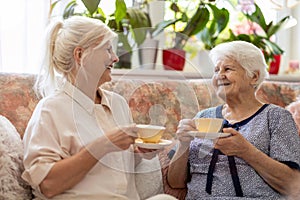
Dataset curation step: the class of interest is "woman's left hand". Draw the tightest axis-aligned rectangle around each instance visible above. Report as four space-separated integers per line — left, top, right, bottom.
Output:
134 146 159 160
214 127 253 158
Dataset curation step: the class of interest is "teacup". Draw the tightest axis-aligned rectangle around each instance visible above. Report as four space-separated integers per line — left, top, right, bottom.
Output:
136 124 166 143
194 118 224 133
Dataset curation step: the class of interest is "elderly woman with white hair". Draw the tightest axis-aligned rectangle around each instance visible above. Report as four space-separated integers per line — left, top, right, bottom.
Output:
167 41 300 199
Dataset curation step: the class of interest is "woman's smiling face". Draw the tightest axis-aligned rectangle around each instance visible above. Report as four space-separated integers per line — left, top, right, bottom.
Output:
212 57 253 100
73 40 119 101
80 40 118 88
95 41 119 86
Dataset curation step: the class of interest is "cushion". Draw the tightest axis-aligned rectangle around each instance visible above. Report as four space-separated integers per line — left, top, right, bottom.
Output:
0 115 32 199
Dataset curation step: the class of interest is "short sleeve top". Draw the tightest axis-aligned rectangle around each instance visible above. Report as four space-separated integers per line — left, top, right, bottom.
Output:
186 104 300 199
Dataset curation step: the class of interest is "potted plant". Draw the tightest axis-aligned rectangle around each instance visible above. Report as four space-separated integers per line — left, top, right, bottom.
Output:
52 0 153 69
227 2 292 74
155 0 229 71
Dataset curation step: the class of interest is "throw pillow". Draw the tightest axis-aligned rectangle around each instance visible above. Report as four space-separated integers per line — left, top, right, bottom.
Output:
0 115 32 200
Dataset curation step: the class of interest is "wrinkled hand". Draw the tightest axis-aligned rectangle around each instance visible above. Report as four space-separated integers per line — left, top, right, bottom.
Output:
176 119 196 145
104 124 138 152
214 128 253 158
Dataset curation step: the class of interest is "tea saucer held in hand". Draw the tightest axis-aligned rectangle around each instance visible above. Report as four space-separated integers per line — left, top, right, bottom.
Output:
135 139 173 149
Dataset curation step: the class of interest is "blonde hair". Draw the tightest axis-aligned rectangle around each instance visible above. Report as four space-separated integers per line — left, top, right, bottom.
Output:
209 41 269 89
35 16 117 97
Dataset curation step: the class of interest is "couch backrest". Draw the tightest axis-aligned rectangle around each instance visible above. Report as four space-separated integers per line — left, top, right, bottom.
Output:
1 72 300 139
0 73 39 138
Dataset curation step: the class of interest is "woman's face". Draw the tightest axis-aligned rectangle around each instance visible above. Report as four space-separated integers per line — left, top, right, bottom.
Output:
77 41 119 88
212 58 255 100
92 41 119 86
74 40 119 100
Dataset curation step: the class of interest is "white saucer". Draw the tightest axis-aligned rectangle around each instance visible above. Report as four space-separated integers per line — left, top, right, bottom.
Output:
135 139 173 149
187 131 231 139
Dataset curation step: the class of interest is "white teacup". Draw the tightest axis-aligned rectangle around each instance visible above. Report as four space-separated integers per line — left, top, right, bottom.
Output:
136 124 166 143
194 118 224 133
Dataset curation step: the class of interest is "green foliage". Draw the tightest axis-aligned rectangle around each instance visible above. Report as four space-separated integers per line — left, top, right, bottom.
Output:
114 0 127 29
154 1 229 50
198 3 230 50
81 0 100 15
227 3 290 64
51 0 152 52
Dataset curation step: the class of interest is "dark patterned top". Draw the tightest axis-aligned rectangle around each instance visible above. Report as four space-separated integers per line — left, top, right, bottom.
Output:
186 104 300 200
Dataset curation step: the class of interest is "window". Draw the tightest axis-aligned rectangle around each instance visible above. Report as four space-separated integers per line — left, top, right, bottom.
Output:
0 0 298 74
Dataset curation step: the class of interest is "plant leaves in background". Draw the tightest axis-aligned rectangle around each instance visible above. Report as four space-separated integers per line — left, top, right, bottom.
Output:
181 4 209 37
127 8 151 45
115 0 127 27
81 0 100 15
63 0 77 19
266 16 290 37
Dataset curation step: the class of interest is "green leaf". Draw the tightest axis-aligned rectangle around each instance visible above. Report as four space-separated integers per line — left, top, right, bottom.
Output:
152 19 180 38
208 4 229 35
170 2 180 13
264 39 284 55
115 0 127 25
199 28 213 49
63 0 77 19
246 4 267 31
132 28 148 46
181 13 188 22
266 16 290 37
127 8 151 29
81 0 100 15
182 4 210 37
126 8 151 45
118 34 132 53
236 34 252 42
50 0 61 16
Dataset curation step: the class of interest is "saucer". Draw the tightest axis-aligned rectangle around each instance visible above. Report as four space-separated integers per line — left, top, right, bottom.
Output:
187 131 231 139
135 139 173 149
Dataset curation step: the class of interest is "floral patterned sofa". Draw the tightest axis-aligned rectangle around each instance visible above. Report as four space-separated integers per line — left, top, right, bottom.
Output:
2 72 300 139
1 72 300 199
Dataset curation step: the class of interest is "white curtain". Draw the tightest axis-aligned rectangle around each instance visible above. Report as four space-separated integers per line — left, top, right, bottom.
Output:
0 0 49 73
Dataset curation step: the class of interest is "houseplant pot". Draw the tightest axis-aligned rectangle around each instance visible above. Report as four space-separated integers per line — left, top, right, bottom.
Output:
162 48 186 71
269 54 281 74
138 38 159 69
156 1 229 71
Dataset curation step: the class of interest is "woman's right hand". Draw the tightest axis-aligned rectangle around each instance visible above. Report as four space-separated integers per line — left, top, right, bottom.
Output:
104 124 138 152
86 124 137 160
176 119 195 145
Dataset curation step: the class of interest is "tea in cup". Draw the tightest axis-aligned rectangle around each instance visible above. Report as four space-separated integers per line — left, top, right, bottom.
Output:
136 124 166 143
194 118 224 133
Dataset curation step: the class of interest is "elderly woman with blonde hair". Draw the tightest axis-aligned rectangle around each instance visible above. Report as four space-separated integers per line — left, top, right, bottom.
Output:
21 16 176 200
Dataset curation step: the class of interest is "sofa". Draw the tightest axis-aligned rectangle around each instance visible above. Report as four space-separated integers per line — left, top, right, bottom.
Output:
1 72 300 199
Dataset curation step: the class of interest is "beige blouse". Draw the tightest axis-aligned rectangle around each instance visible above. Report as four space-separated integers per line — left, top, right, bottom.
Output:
22 81 139 200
